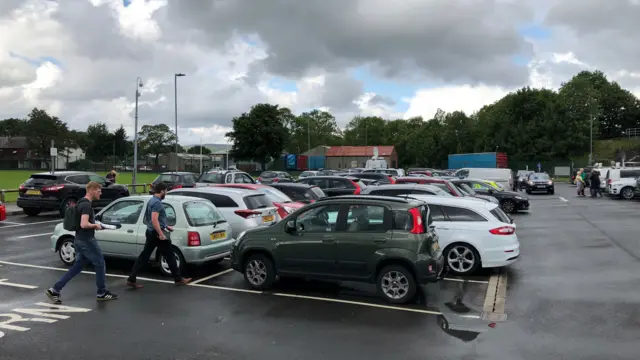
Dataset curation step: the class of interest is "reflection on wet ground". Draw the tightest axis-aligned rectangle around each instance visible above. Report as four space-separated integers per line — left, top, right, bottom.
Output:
436 281 497 342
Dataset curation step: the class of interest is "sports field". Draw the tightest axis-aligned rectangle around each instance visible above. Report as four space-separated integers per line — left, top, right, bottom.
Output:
0 170 160 203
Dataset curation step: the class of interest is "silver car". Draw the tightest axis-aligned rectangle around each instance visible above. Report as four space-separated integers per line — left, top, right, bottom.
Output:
360 184 451 197
166 187 278 236
50 195 234 276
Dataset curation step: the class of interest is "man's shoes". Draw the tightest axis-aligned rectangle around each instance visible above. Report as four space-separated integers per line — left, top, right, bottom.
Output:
45 288 62 304
125 281 144 289
174 278 192 286
97 291 119 301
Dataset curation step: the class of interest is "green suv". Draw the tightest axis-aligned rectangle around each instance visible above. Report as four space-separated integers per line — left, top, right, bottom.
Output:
229 195 445 304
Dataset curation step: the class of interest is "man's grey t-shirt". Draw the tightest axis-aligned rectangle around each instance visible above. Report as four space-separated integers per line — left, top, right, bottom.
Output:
75 198 95 241
146 196 167 232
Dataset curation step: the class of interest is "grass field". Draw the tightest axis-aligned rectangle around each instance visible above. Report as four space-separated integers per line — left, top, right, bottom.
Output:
0 170 160 203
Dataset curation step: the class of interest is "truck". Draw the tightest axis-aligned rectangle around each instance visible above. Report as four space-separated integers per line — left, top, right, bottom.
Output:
448 152 508 169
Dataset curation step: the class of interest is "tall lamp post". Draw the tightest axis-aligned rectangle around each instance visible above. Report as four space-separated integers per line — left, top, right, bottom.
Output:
174 73 185 172
132 77 143 186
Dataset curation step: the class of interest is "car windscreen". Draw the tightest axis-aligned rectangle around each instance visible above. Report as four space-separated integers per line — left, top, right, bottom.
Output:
183 201 226 227
24 175 58 186
244 194 271 209
197 173 225 183
155 174 180 183
310 186 326 198
530 174 550 180
490 207 512 224
455 184 471 196
457 183 476 195
257 187 292 203
260 171 277 178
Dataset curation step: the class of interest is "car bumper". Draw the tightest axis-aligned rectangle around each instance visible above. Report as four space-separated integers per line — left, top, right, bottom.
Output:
229 246 242 272
17 197 62 210
515 199 530 210
527 184 554 192
181 238 236 264
416 252 445 284
482 244 520 268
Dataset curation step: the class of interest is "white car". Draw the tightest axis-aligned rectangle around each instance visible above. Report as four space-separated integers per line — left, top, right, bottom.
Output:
608 178 638 199
406 195 519 276
51 195 235 276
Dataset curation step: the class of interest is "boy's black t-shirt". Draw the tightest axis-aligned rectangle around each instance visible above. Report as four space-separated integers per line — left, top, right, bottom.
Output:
75 198 95 241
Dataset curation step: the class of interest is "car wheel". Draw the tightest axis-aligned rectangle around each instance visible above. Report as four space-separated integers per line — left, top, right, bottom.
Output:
549 189 555 195
621 187 634 200
501 199 516 213
59 198 78 218
58 238 76 265
23 208 41 217
376 265 417 304
158 248 186 277
445 243 480 276
243 253 276 290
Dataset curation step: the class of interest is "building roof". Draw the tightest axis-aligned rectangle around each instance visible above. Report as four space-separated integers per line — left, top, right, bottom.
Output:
325 146 394 157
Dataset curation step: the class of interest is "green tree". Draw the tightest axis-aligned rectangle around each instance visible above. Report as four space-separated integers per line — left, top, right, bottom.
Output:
86 123 113 161
343 116 387 146
226 103 290 169
112 125 131 157
138 124 177 164
24 108 70 163
187 145 212 155
0 118 26 137
287 110 342 153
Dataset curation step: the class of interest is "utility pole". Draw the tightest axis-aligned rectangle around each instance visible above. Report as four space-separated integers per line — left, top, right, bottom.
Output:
133 77 143 185
50 140 55 173
174 73 185 172
307 117 311 154
589 113 593 166
199 137 203 174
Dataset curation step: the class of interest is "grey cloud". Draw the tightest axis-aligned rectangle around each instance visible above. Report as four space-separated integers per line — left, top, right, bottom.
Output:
368 94 396 107
320 74 363 111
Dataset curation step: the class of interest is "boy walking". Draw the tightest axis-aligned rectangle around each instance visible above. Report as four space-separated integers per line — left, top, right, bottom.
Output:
46 181 118 304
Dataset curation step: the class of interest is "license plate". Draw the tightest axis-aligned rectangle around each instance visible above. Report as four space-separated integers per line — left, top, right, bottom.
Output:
210 232 226 241
536 185 545 188
262 215 274 223
26 190 41 195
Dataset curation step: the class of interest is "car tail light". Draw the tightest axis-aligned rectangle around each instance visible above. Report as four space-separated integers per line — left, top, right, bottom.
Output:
19 184 25 190
257 177 263 182
489 226 515 235
350 180 361 195
234 209 262 218
607 179 612 184
272 178 280 183
43 185 64 191
187 232 201 246
408 207 425 234
388 176 396 184
173 185 183 189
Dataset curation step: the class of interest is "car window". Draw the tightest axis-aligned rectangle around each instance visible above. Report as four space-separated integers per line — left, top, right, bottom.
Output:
101 200 144 224
25 175 59 186
260 171 277 178
183 201 225 227
163 204 177 226
256 187 291 203
183 175 196 185
431 183 453 195
330 179 352 189
455 169 470 178
296 204 341 233
88 174 107 186
306 178 329 188
66 175 90 184
490 207 512 224
530 173 550 180
346 204 386 232
392 210 412 231
300 171 313 177
620 169 640 178
440 206 486 222
244 194 271 209
155 174 180 183
310 186 326 199
168 191 239 208
458 183 476 195
471 181 492 190
427 204 448 221
241 174 254 183
198 172 225 184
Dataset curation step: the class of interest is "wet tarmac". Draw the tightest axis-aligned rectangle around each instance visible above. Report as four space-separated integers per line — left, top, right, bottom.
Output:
1 184 639 359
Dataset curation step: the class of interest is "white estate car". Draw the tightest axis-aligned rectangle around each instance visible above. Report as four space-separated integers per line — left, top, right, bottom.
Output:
406 195 520 276
51 195 235 276
605 168 640 199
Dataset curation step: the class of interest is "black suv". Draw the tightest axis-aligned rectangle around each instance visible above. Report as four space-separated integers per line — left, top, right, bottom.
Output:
17 171 130 217
268 183 326 204
295 176 365 197
230 195 444 304
449 178 530 213
149 172 198 193
523 172 554 195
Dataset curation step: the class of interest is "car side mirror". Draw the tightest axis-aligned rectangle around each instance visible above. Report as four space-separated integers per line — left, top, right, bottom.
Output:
285 220 296 233
95 214 102 222
487 189 494 194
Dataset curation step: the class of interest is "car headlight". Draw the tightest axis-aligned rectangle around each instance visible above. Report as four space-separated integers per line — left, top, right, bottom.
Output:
515 196 524 200
528 181 533 185
548 181 553 185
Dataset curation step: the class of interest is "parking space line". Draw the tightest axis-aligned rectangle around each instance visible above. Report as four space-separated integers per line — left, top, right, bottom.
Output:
17 232 53 239
190 269 234 284
189 283 263 294
0 279 39 289
0 219 62 228
559 197 568 202
443 277 489 284
0 221 25 225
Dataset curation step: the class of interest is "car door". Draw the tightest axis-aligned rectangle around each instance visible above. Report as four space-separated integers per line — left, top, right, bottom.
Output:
274 203 343 277
336 203 391 279
88 174 117 207
97 199 145 256
138 203 178 254
65 174 90 202
427 204 455 246
326 178 355 196
438 205 488 246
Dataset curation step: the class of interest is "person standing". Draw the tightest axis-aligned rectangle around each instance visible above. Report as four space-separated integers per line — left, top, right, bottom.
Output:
106 169 117 183
590 170 602 198
576 169 585 196
46 181 118 304
126 183 191 288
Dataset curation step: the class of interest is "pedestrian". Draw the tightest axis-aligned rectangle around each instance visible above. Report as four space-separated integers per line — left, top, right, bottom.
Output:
590 170 602 198
106 169 117 183
46 181 118 304
576 169 586 197
126 182 191 288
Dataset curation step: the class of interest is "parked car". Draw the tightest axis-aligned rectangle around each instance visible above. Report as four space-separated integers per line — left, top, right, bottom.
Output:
450 178 529 213
453 168 514 190
317 169 341 176
166 187 278 235
256 171 294 184
362 168 406 177
229 195 445 304
149 172 198 194
18 171 130 217
515 170 534 190
51 195 233 276
212 184 305 219
450 182 500 204
522 173 554 195
605 167 640 199
295 176 365 197
0 201 6 221
298 171 319 179
360 184 451 197
395 177 468 197
268 183 327 204
405 195 519 276
196 170 255 186
347 172 395 185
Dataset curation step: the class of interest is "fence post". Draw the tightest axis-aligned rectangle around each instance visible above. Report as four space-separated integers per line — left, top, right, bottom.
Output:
1 190 4 203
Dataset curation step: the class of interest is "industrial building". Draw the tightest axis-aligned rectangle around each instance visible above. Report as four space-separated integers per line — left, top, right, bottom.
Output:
323 146 398 169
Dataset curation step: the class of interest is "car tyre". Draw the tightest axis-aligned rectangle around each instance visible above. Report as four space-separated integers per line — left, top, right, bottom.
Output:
445 243 480 276
158 247 186 277
59 198 78 218
58 237 76 266
621 187 634 200
501 199 516 213
243 253 276 290
23 208 41 217
376 264 417 304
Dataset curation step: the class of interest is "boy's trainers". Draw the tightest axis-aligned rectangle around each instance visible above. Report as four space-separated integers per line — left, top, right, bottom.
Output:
45 289 62 304
97 291 118 301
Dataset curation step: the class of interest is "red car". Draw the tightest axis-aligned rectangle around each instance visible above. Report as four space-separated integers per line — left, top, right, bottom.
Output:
212 184 305 219
0 202 6 221
395 177 465 197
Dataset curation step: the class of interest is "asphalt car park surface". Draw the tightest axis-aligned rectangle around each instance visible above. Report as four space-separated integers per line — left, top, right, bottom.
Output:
1 184 639 359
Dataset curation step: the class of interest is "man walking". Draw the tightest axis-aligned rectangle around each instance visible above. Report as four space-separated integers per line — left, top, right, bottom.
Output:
126 183 191 288
46 181 118 304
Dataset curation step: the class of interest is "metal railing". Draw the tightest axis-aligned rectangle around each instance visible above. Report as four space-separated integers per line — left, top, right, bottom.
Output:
0 183 150 203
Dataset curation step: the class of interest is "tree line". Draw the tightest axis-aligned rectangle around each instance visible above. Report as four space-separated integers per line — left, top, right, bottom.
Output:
227 70 640 168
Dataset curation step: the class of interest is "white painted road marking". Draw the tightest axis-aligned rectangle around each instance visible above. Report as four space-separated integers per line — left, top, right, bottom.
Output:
443 277 489 284
559 197 568 202
0 221 25 225
0 219 62 228
0 279 38 289
0 303 91 339
190 268 234 284
17 232 53 239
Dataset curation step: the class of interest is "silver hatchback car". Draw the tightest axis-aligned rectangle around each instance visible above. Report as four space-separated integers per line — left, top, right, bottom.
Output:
50 195 234 276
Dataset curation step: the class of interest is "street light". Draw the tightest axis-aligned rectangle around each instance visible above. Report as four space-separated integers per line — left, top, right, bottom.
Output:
133 77 143 186
174 73 185 172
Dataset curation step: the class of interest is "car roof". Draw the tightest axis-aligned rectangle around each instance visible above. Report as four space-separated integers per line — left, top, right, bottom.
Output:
203 169 240 174
405 194 497 210
215 184 264 189
317 194 424 207
160 172 197 175
269 183 315 189
397 176 446 183
169 187 262 196
298 176 358 180
364 184 443 192
34 171 93 176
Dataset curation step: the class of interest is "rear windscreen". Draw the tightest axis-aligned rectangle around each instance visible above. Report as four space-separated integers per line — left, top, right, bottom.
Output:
260 171 277 178
310 186 326 198
155 174 180 183
244 194 271 209
197 173 225 184
490 207 512 224
183 201 225 227
24 175 58 186
257 187 291 203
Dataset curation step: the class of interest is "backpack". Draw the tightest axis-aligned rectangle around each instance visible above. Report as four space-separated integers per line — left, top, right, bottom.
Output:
63 198 89 232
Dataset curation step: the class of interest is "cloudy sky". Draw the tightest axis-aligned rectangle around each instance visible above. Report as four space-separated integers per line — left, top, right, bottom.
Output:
1 0 639 145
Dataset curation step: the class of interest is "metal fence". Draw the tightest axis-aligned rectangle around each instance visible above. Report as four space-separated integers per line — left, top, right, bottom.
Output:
0 156 216 173
0 183 152 203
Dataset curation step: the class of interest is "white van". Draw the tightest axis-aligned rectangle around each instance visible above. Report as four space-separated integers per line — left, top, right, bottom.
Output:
454 168 513 190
